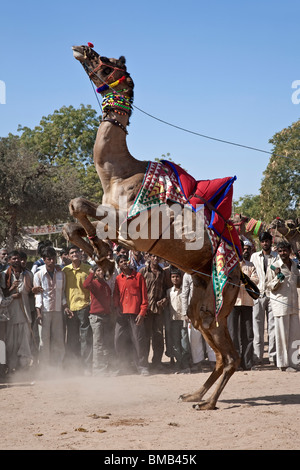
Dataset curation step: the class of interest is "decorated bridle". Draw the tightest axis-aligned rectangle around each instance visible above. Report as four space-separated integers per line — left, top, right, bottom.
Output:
279 217 300 236
82 43 133 133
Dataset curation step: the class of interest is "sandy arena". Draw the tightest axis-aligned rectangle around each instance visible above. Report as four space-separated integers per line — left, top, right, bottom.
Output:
1 359 299 451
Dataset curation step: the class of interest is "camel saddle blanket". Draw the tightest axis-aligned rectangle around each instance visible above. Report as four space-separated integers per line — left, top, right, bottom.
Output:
128 160 242 255
127 160 242 316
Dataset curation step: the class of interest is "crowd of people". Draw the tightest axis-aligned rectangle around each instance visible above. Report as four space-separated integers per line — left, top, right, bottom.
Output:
0 230 299 380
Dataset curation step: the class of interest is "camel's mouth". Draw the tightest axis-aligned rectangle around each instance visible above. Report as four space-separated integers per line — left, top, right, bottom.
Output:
72 46 85 61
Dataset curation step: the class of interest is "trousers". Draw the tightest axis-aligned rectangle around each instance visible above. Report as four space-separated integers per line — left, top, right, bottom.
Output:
114 314 148 371
66 306 92 367
252 296 276 363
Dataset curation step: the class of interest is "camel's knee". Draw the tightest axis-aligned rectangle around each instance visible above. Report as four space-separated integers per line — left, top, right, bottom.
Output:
69 197 83 216
62 222 84 241
62 223 72 241
223 352 240 372
69 197 97 218
199 309 214 329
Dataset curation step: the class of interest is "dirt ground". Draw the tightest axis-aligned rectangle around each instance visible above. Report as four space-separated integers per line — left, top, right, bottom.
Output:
1 359 299 451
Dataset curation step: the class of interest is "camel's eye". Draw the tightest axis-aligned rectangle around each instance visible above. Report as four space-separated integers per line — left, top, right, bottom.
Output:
103 67 112 75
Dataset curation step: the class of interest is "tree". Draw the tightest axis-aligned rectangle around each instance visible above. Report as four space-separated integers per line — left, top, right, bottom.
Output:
259 119 300 222
19 104 103 203
233 194 262 220
0 135 81 249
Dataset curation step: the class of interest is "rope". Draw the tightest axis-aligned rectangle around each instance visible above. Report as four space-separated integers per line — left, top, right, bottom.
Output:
87 69 300 163
131 104 299 162
187 264 300 313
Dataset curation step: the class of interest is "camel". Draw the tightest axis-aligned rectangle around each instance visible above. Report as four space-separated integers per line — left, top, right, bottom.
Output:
63 43 254 410
269 217 300 256
231 213 265 248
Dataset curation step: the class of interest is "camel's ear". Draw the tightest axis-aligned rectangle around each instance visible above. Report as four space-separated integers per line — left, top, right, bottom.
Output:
118 56 126 66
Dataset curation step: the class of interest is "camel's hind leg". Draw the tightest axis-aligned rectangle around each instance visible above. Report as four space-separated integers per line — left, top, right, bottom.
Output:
179 269 240 410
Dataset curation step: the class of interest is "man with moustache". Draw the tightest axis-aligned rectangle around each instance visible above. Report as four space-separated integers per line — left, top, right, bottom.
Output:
250 232 278 368
4 251 33 373
268 241 300 372
34 246 67 369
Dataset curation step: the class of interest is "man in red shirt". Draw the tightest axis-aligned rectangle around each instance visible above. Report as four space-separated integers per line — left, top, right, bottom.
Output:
83 266 113 376
113 255 149 376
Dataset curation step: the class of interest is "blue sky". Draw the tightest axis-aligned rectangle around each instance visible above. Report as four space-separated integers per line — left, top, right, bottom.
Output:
1 0 299 200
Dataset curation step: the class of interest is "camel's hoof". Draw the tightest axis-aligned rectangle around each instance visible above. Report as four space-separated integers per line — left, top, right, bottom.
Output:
193 402 217 411
179 394 194 402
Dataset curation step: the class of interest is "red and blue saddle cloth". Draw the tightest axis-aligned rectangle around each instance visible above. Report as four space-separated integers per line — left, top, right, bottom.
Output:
127 160 242 319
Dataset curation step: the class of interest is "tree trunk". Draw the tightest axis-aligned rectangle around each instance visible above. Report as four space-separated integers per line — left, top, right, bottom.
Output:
6 211 18 251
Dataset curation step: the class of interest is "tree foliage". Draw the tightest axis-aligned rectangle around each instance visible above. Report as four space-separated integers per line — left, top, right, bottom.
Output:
259 119 300 222
0 134 81 249
233 194 262 220
19 104 103 203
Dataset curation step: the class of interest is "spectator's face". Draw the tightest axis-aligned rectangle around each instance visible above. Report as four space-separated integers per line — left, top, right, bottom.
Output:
260 239 272 252
44 256 56 270
150 255 160 265
80 250 88 262
20 257 27 269
9 254 21 268
95 267 104 280
69 248 81 262
61 253 70 264
118 257 129 273
243 246 252 260
278 247 291 263
171 273 182 288
0 250 8 264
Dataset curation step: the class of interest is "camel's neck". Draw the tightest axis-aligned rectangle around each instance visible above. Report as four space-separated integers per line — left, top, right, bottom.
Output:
277 226 293 238
93 91 146 192
275 226 300 252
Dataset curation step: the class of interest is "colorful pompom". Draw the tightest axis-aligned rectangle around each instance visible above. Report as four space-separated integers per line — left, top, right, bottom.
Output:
97 84 109 93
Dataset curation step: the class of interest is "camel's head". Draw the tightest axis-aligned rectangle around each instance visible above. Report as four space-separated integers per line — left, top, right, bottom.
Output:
231 214 249 235
232 213 249 225
72 44 134 98
269 217 285 230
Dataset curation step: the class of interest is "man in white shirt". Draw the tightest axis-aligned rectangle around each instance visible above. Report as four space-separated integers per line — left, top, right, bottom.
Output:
268 241 300 372
228 240 258 370
34 246 67 369
250 231 277 367
167 269 191 373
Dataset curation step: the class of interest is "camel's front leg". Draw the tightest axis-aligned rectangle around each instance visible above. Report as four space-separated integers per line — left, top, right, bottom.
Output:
62 221 96 257
69 197 99 240
68 197 115 260
180 321 240 410
67 197 128 277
